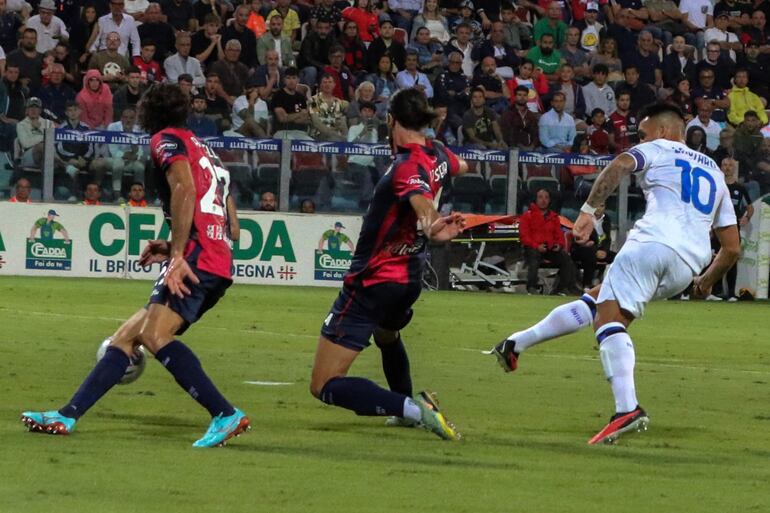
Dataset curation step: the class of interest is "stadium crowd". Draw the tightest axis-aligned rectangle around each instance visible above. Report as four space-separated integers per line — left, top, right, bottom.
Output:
1 0 769 210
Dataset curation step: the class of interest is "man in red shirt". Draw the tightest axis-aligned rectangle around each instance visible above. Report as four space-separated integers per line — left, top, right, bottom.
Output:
519 188 578 295
21 84 248 449
310 89 467 441
609 92 638 154
9 178 32 203
132 39 164 84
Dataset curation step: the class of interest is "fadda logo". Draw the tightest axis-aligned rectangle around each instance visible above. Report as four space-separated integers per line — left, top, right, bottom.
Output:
314 222 355 281
26 209 73 271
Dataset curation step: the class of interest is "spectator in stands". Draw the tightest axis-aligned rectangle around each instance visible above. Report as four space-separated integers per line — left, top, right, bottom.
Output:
232 76 269 138
692 67 731 123
716 157 752 300
340 21 368 80
685 125 711 157
191 14 223 72
125 0 150 22
0 0 24 54
300 198 315 213
308 73 348 141
221 4 258 68
714 0 752 30
366 54 398 116
26 0 69 54
258 190 276 211
310 0 341 32
107 105 144 197
386 0 421 34
534 1 568 47
253 48 282 102
396 50 433 98
475 21 520 80
509 58 548 113
453 1 482 44
38 63 75 121
582 63 615 120
727 69 768 127
16 97 54 168
367 18 405 73
7 28 44 93
192 0 229 29
623 30 662 89
272 66 312 139
501 85 540 150
428 100 456 144
643 0 687 49
409 26 445 76
69 5 98 63
75 69 113 130
462 86 506 149
89 31 131 90
559 26 590 80
257 13 296 67
602 11 638 57
82 181 102 205
733 110 765 178
90 0 141 58
346 81 379 126
680 0 713 51
738 41 770 103
444 22 475 77
346 100 382 206
201 72 232 132
267 0 301 47
712 127 736 168
572 202 613 289
519 188 578 295
160 0 195 32
527 33 562 82
500 2 530 51
668 76 695 121
588 37 623 82
188 92 218 137
471 57 510 114
410 0 450 44
138 3 175 62
9 177 32 202
164 32 204 88
539 91 575 152
133 39 163 83
433 50 469 134
299 17 335 88
0 64 26 152
706 12 742 63
742 9 770 48
126 181 147 206
324 45 354 101
549 63 586 121
696 41 735 91
686 102 721 151
608 91 638 153
53 42 78 88
662 35 696 89
112 66 145 118
55 101 108 200
209 39 249 100
342 0 379 44
586 108 611 153
614 64 656 118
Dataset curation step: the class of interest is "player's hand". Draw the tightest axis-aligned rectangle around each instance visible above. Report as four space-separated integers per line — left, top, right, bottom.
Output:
139 240 171 266
573 212 594 244
739 215 749 226
428 213 466 242
692 276 712 300
165 255 200 298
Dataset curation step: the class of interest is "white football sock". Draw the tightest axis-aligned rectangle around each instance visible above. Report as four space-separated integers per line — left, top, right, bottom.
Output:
597 323 638 414
402 398 422 422
509 294 596 352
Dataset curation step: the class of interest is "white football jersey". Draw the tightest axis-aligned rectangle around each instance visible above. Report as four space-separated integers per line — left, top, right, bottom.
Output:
623 139 737 272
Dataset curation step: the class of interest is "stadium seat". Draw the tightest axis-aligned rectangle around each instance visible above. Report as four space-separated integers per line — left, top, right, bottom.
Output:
487 175 507 214
452 173 489 213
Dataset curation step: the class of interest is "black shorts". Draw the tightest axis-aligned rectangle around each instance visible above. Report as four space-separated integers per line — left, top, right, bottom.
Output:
320 282 422 351
147 249 232 335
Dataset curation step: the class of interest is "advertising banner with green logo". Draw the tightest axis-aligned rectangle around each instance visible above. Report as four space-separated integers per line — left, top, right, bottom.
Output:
0 203 361 287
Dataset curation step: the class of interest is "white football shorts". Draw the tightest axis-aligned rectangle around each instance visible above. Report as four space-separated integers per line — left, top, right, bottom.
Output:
597 239 696 318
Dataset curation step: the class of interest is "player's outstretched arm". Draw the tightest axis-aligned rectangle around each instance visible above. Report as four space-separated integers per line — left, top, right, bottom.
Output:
409 194 466 242
573 153 636 243
693 225 741 299
165 159 200 297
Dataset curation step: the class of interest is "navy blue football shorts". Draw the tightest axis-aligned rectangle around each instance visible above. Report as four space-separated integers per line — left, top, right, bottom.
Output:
321 282 422 351
147 248 231 335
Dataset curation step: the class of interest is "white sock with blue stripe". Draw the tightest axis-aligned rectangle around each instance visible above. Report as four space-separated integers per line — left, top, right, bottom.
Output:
509 294 597 352
597 322 638 414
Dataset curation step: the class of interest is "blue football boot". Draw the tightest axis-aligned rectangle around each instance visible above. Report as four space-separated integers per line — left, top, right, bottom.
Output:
21 410 77 435
192 408 250 448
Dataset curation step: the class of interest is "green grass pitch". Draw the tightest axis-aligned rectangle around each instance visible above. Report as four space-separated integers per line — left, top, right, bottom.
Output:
1 276 769 513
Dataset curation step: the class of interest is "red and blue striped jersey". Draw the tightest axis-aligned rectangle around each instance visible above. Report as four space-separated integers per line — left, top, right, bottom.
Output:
344 140 460 287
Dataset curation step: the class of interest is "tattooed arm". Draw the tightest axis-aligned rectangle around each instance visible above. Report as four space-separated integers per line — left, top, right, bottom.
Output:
573 153 637 243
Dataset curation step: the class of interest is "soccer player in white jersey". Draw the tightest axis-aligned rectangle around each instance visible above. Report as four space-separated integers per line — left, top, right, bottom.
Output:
489 103 741 444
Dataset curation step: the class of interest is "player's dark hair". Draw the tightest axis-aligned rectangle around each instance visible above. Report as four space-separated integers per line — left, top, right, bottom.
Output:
389 88 436 131
139 83 190 134
638 102 685 123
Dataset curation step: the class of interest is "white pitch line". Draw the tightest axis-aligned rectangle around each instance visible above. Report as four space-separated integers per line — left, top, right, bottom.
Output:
243 381 294 386
462 348 770 376
0 307 317 339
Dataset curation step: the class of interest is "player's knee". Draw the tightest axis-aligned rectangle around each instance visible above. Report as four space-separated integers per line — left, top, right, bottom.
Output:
309 378 326 399
108 335 136 357
373 328 399 347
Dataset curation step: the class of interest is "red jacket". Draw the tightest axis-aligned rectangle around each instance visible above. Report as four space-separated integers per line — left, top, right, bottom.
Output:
518 204 564 250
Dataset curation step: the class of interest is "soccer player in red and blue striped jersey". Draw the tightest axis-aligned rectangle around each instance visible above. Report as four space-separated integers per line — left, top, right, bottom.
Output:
310 89 468 440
